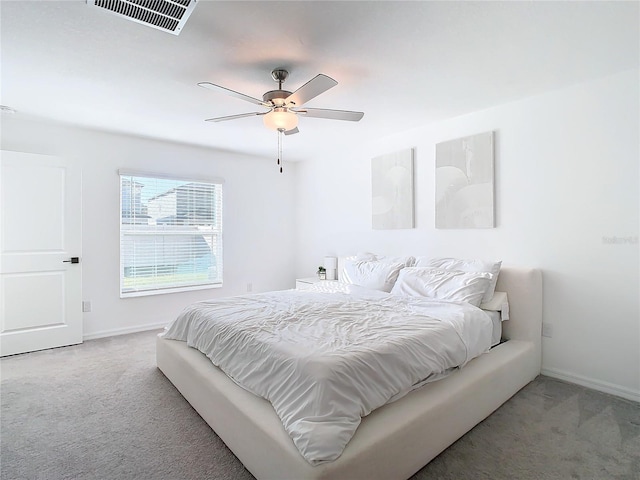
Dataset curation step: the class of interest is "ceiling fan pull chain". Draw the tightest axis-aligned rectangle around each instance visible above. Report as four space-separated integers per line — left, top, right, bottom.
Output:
278 129 283 173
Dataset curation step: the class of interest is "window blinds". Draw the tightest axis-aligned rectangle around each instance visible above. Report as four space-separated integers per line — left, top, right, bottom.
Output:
120 173 223 297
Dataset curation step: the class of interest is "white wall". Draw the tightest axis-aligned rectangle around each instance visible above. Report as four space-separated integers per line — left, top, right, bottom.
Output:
2 70 637 401
294 69 640 401
1 116 297 338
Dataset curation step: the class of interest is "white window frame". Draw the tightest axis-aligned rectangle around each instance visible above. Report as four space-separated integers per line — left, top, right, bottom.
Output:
119 170 223 298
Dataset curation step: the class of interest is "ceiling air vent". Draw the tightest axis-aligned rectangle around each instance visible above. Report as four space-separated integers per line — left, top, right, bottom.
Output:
87 0 198 35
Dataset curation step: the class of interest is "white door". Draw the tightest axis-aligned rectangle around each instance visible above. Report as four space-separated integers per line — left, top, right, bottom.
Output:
0 151 82 356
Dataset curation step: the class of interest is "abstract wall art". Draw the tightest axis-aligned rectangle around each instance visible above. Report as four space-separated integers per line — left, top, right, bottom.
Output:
435 131 494 229
371 148 414 230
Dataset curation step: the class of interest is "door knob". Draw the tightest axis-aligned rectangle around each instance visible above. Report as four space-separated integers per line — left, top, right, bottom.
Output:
63 257 80 264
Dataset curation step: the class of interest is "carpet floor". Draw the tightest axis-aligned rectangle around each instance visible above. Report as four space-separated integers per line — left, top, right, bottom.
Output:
1 330 638 480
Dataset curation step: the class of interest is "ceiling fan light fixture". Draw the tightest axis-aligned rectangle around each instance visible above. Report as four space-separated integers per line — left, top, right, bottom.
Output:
263 108 298 132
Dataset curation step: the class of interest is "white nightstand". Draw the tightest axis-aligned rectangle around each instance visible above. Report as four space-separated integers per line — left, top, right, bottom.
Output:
295 277 322 290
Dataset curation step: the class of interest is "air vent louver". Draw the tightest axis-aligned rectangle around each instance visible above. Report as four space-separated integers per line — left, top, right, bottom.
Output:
87 0 197 35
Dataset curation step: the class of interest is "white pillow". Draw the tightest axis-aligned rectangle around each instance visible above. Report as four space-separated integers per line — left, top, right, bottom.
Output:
391 267 493 307
354 252 378 261
353 252 414 266
340 253 414 282
380 255 415 267
480 291 510 321
413 257 501 303
342 260 405 292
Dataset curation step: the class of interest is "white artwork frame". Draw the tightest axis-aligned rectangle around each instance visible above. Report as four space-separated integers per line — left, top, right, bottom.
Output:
371 148 414 230
435 131 495 229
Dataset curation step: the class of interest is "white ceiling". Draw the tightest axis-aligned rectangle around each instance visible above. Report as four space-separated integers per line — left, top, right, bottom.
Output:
1 1 638 162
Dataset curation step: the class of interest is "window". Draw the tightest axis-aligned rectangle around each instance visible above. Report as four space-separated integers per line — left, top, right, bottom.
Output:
119 172 223 297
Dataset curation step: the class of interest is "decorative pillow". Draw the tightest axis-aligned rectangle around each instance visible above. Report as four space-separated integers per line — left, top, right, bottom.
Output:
480 291 510 321
342 259 406 292
390 267 493 307
413 257 501 303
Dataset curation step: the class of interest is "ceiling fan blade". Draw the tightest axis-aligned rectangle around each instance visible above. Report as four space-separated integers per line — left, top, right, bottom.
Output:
292 108 364 122
198 82 267 106
205 112 267 123
286 74 338 107
284 127 299 136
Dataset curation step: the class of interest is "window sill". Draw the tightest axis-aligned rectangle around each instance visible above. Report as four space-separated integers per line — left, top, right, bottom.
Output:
120 282 222 298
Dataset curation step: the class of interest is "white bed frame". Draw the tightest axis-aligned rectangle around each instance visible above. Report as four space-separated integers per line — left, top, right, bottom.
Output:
157 267 542 480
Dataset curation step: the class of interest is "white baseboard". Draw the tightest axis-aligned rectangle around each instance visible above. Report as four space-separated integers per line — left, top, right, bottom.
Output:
542 367 640 403
83 322 166 341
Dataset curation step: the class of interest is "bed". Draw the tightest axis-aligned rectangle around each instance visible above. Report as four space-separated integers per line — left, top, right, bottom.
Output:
156 265 542 479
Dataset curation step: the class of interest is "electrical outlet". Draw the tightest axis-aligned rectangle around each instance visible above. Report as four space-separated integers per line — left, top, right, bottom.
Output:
82 301 92 313
246 283 253 293
542 322 553 338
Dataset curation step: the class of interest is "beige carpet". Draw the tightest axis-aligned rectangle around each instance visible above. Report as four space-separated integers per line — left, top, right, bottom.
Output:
1 330 638 480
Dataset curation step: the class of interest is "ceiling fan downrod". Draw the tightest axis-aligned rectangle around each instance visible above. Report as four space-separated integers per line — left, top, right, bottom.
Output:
271 69 289 90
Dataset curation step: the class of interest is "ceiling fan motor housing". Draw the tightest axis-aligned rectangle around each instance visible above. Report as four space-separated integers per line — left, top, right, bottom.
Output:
263 89 293 106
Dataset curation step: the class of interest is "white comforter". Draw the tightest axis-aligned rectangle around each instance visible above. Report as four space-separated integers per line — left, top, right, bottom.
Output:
162 282 492 465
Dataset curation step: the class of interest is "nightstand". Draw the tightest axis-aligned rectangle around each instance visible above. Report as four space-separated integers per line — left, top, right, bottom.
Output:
295 277 322 290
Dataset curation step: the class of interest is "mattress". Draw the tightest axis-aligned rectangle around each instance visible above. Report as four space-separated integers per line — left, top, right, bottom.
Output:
486 310 502 346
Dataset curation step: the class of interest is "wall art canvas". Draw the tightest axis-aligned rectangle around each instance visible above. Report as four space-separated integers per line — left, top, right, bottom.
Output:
371 148 414 230
435 131 494 229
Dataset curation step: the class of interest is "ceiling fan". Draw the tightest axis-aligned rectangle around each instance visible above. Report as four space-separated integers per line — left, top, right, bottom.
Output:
198 69 364 172
198 68 364 136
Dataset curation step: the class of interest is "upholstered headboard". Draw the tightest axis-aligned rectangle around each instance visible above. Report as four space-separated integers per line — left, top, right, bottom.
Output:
495 266 543 347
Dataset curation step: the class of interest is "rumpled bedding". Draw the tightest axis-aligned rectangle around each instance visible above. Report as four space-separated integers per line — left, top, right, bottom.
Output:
162 281 492 465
